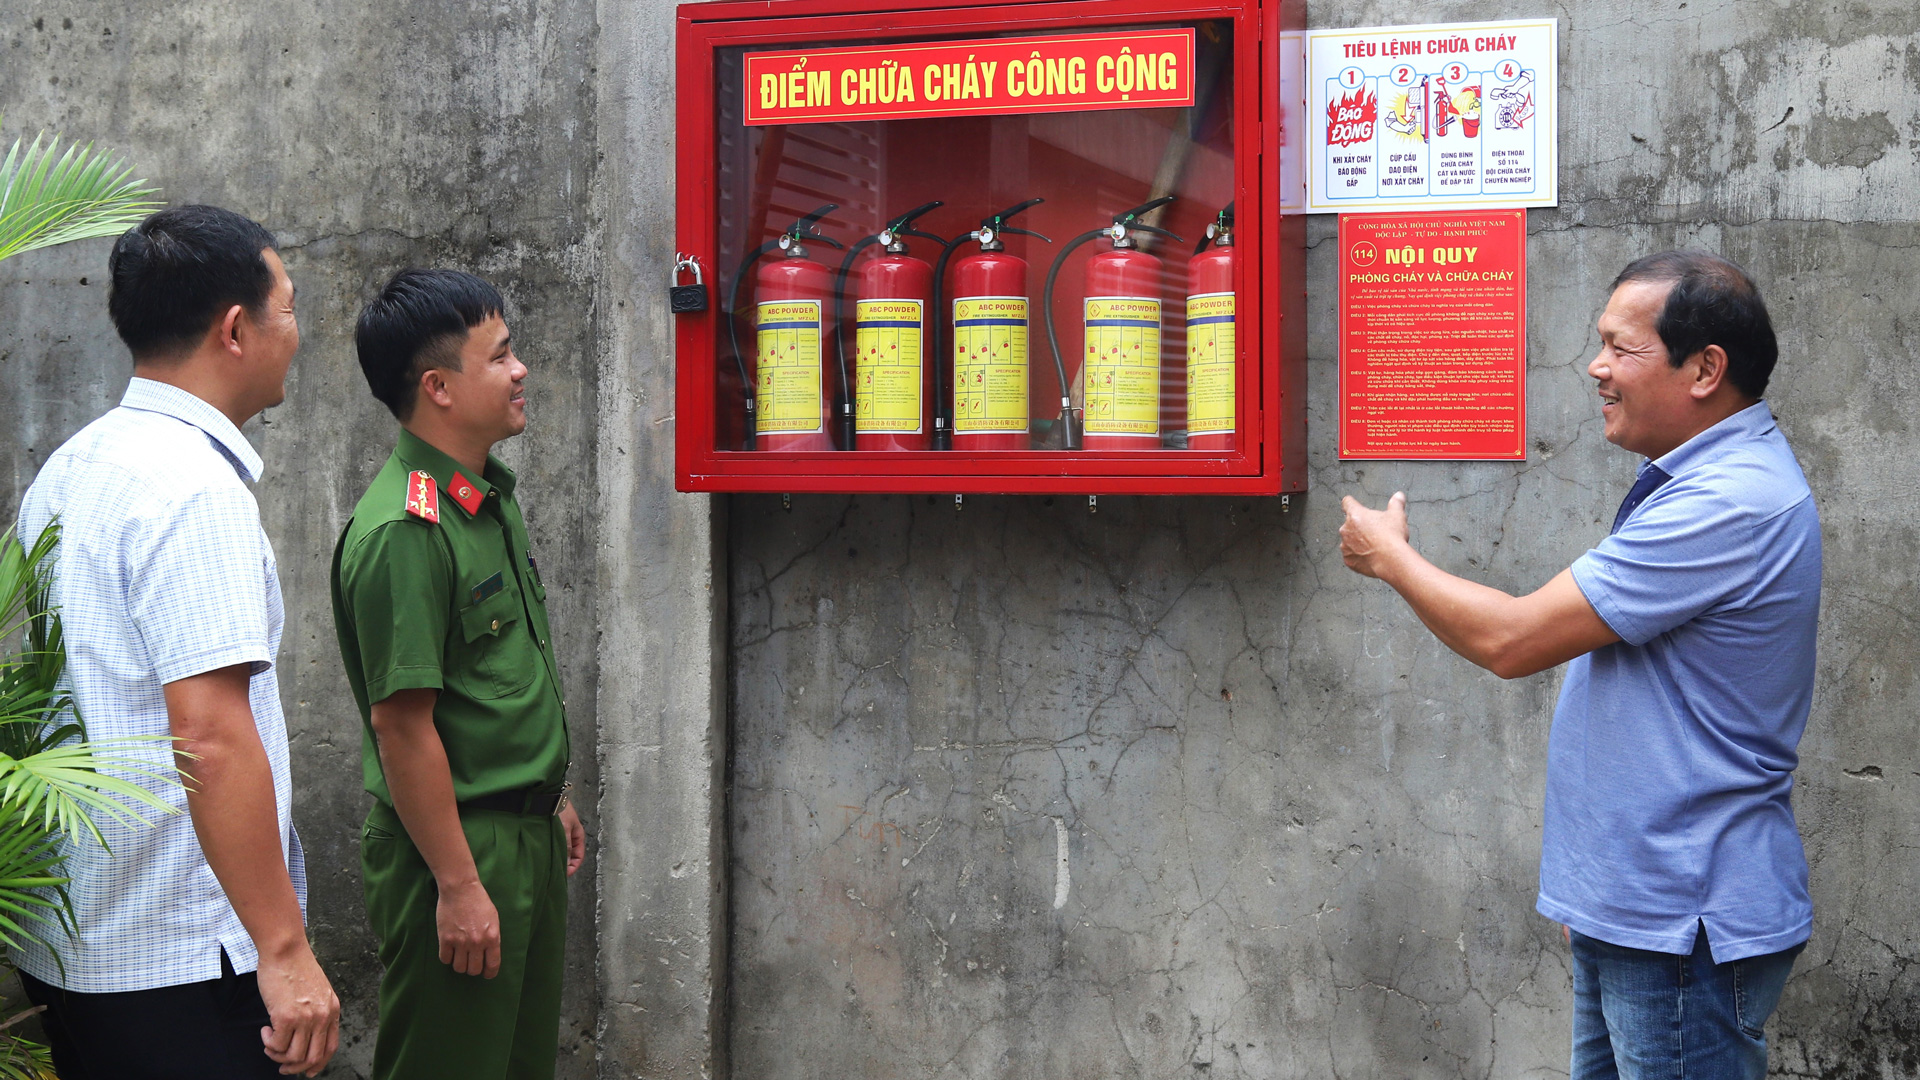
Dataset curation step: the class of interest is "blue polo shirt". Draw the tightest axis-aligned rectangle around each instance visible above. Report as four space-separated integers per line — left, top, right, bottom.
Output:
1539 402 1821 962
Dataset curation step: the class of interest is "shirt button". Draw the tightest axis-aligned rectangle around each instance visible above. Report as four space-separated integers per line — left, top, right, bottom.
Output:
490 619 500 631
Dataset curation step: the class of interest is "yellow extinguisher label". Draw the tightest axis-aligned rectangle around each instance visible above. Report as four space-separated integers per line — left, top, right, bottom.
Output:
854 299 924 433
1185 292 1235 435
755 300 823 434
953 296 1030 434
1083 297 1161 437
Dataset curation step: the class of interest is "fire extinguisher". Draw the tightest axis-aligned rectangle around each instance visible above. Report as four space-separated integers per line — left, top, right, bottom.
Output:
1042 196 1182 451
1186 202 1235 452
931 199 1050 451
831 201 945 451
724 203 843 451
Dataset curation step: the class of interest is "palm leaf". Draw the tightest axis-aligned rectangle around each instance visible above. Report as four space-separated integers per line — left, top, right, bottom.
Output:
0 809 73 953
0 738 180 847
0 129 160 263
0 1030 54 1080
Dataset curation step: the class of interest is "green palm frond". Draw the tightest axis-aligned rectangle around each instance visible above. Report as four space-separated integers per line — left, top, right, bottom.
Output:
0 523 181 847
0 737 179 847
0 807 74 952
0 1025 55 1080
0 129 160 263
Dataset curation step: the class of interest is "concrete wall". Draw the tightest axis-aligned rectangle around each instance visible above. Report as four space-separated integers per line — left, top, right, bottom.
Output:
7 0 1920 1078
724 2 1920 1078
0 0 610 1075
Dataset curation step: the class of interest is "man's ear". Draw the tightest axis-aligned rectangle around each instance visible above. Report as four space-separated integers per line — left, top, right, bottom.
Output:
418 367 453 410
1689 344 1730 400
217 304 245 359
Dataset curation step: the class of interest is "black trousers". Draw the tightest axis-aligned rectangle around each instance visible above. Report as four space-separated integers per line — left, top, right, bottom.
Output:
19 950 282 1080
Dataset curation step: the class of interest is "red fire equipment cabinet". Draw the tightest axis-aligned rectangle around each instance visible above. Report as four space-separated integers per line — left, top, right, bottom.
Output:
674 0 1306 495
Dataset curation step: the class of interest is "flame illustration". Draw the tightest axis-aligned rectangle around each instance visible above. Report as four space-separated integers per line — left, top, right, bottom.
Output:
1325 85 1378 149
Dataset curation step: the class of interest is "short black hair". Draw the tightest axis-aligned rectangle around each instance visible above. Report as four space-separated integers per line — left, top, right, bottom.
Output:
354 269 504 419
107 205 278 361
1611 251 1778 399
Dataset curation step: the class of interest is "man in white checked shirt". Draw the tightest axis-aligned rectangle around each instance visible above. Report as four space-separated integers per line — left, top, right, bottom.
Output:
13 206 338 1078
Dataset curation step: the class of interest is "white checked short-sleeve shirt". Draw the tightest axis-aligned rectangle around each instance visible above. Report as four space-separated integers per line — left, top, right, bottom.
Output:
11 378 306 992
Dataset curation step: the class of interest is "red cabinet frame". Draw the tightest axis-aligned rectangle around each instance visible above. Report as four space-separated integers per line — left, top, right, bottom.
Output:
674 0 1305 494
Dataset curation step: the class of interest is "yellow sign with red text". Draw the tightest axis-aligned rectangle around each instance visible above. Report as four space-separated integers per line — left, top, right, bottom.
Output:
744 29 1195 125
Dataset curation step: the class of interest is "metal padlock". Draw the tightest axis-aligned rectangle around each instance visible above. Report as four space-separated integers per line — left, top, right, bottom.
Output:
671 254 708 313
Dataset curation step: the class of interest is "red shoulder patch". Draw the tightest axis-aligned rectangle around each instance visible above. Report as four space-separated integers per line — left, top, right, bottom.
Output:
404 470 440 523
446 472 485 516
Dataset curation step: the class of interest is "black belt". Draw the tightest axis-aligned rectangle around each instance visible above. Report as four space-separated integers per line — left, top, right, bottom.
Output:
459 785 567 817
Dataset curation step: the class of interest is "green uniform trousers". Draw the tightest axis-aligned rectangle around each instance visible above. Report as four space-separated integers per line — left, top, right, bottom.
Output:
361 800 566 1080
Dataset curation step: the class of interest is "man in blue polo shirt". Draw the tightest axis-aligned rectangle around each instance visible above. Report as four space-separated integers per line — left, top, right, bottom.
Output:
1338 250 1820 1079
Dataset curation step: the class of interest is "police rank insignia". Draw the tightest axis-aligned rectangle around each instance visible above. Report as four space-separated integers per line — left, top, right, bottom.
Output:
404 470 440 523
448 472 485 516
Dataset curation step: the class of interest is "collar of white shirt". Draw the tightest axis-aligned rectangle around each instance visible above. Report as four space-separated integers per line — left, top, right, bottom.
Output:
119 377 264 483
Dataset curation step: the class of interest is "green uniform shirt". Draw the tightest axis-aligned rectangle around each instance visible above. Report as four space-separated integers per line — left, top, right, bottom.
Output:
331 429 570 805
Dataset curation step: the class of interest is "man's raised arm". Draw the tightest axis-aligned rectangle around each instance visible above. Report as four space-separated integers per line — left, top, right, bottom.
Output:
1339 491 1618 679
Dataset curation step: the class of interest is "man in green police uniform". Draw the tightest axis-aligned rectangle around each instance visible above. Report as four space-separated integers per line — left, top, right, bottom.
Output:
331 269 585 1080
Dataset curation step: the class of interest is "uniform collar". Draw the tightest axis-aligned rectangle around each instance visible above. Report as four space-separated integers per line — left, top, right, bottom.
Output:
393 428 517 517
120 377 264 482
1649 400 1774 480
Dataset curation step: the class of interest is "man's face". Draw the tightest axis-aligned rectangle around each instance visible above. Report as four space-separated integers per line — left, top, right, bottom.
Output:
437 314 528 443
1588 280 1699 459
246 248 299 408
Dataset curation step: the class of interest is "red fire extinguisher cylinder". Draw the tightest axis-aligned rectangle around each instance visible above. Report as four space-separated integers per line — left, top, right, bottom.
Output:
1185 221 1236 452
950 248 1031 451
853 250 935 451
754 246 836 453
1082 243 1164 452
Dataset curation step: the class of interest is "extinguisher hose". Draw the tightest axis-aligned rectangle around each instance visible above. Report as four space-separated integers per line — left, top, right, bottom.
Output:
928 233 977 451
832 236 883 449
1042 229 1112 451
725 238 785 450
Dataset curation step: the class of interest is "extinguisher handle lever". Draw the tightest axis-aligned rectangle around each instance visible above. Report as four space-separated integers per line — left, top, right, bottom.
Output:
1128 222 1185 244
885 200 945 233
792 202 839 232
984 197 1045 227
1115 194 1177 224
1001 226 1053 244
798 227 846 250
898 227 946 247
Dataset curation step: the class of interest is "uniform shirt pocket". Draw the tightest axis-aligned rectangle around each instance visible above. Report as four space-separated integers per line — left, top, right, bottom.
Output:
452 587 538 700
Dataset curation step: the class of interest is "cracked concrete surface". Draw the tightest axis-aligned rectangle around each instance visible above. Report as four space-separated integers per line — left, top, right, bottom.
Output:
723 3 1920 1076
1 0 603 1075
5 0 1920 1076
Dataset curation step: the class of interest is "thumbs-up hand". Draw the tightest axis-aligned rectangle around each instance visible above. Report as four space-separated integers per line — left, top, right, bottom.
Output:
1339 491 1410 580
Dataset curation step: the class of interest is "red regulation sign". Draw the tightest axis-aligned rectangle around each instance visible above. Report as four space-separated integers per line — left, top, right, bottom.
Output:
743 29 1195 126
1338 210 1527 459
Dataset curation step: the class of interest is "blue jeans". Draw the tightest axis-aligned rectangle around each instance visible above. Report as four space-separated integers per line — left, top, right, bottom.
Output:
1570 927 1802 1080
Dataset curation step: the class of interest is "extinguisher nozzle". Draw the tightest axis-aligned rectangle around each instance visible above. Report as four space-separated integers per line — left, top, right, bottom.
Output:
1061 407 1085 451
932 423 953 452
837 412 857 452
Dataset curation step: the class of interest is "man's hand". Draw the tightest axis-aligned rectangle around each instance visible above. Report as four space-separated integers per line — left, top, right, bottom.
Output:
1340 491 1411 579
437 878 502 978
560 802 586 877
256 943 341 1076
